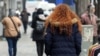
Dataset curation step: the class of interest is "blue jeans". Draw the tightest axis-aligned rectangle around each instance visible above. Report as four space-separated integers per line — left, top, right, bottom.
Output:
6 37 18 56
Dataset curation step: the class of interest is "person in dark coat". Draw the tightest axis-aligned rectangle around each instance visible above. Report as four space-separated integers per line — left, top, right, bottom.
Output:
31 8 47 56
32 8 37 20
20 9 30 34
45 4 82 56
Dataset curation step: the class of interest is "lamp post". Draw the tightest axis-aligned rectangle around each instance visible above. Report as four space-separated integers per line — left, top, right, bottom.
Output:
76 0 90 16
0 1 4 19
23 0 26 10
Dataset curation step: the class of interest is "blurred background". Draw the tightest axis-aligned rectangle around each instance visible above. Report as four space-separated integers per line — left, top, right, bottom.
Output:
0 0 100 56
0 0 100 20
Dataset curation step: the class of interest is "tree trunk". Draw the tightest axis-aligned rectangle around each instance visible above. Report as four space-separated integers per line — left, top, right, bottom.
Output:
23 0 26 10
97 0 100 17
76 0 90 16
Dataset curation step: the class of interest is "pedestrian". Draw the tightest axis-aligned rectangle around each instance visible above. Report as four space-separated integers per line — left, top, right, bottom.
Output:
44 4 82 56
20 9 30 34
31 8 47 56
81 4 98 44
31 8 37 25
32 8 37 19
15 9 20 17
2 10 22 56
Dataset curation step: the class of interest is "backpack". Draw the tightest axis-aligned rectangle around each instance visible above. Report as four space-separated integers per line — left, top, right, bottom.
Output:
35 20 45 33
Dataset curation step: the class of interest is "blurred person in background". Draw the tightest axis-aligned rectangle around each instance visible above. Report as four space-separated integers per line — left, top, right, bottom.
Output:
20 9 30 34
81 4 98 44
32 8 37 19
45 4 82 56
2 9 22 56
15 9 21 17
31 8 47 56
31 8 37 26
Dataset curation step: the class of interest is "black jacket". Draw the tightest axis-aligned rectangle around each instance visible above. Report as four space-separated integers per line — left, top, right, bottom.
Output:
45 24 82 56
31 8 46 41
20 12 30 23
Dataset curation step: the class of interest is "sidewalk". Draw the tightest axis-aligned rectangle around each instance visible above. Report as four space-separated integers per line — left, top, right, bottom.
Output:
0 24 46 56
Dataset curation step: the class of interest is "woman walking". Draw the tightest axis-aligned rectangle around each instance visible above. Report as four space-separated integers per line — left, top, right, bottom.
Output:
45 4 82 56
31 8 46 56
2 11 22 56
81 4 98 44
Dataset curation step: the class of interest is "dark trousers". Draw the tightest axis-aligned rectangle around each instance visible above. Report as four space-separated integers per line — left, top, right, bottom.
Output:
23 22 28 33
93 36 98 44
6 38 18 56
36 40 44 56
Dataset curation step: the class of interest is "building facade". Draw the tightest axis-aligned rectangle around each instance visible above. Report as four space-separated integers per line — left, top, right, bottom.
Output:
0 0 23 20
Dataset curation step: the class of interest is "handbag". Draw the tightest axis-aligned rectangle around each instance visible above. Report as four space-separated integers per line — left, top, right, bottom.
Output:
9 16 21 38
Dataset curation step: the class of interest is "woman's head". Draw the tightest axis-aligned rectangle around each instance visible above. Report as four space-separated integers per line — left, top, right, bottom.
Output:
45 4 82 36
47 4 79 22
50 4 72 20
36 8 44 14
87 4 95 13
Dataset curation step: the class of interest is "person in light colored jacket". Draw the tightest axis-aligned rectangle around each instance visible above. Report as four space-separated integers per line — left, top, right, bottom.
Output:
2 12 22 56
81 4 98 44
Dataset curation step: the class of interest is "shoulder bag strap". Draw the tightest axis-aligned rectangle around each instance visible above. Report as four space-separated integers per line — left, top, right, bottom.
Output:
9 16 19 33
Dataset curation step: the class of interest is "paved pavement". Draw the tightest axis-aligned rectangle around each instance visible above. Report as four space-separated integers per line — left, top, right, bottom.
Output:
0 22 93 56
0 23 46 56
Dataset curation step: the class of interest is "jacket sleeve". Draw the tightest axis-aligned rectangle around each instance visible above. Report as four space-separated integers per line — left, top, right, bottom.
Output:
81 15 86 24
74 24 82 56
31 13 37 28
18 18 22 27
2 18 6 25
32 12 35 20
45 27 53 55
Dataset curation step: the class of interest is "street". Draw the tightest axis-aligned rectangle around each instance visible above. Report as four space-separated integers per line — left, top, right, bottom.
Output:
0 23 46 56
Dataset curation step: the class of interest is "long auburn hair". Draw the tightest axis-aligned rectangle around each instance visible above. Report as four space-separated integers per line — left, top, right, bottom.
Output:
45 4 82 36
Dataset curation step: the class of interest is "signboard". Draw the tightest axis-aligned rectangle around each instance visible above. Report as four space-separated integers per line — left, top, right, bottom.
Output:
81 25 93 56
56 0 63 5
